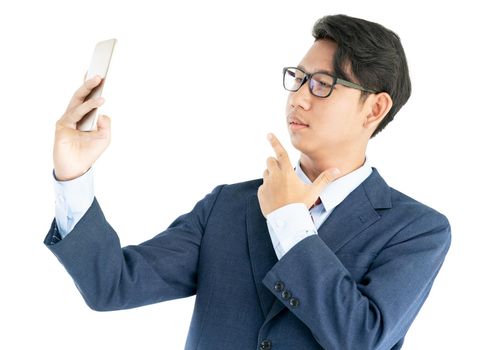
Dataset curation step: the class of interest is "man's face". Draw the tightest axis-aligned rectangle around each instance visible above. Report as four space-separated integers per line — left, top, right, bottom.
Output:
285 39 369 159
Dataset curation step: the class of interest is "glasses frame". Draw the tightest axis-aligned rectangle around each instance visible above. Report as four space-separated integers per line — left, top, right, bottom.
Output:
283 66 376 98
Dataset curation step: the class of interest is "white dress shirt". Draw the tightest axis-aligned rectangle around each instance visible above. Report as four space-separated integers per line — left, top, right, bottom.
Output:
52 158 372 258
53 167 94 238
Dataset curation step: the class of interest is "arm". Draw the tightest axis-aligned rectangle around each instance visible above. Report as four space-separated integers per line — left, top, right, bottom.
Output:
262 212 451 350
44 184 225 311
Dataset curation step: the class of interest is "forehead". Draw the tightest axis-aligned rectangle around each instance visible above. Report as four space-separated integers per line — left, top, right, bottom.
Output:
297 39 337 74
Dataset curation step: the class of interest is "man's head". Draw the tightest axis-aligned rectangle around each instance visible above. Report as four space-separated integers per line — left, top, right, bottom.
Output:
285 14 411 161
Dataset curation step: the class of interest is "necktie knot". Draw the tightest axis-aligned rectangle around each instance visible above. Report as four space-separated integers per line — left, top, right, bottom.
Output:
309 197 322 210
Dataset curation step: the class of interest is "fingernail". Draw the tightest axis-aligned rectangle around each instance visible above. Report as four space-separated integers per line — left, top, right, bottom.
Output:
330 168 341 176
267 133 273 141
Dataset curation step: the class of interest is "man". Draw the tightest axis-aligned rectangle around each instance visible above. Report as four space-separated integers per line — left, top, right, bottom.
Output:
44 14 451 350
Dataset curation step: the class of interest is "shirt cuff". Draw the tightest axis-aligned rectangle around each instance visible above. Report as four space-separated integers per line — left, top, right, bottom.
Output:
53 167 95 239
266 203 318 260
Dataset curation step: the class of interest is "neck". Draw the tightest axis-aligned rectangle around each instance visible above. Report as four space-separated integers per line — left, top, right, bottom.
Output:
299 149 367 183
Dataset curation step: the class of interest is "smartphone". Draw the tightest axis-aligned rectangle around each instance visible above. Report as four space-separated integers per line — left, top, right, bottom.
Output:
77 38 117 131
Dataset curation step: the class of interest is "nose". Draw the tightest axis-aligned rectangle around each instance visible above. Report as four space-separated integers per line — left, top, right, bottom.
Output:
288 77 312 111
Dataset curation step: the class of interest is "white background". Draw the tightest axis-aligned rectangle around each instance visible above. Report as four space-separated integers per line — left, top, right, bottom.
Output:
1 0 480 349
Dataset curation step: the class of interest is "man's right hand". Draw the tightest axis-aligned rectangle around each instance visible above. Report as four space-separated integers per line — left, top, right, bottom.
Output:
53 73 112 181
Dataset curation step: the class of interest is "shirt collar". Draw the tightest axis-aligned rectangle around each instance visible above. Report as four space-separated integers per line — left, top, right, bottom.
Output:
294 157 373 212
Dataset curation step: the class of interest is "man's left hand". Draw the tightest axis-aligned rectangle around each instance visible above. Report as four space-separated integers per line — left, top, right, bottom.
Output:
257 133 341 218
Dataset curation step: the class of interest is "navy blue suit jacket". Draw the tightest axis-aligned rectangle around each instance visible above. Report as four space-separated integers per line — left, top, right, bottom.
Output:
44 167 451 349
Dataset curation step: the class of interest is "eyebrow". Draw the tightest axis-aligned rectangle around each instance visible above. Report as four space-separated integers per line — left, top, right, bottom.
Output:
296 64 334 75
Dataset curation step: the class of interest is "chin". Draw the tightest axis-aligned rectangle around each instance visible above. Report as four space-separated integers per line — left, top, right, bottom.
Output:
289 134 313 153
289 132 329 155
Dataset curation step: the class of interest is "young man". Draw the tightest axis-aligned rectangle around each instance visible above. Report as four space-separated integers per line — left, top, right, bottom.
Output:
45 14 451 350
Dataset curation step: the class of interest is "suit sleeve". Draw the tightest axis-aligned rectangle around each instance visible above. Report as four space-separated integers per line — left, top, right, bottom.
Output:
44 184 225 311
262 211 451 350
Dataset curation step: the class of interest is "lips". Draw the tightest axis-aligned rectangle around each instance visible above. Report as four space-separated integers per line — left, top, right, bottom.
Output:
289 123 308 130
288 114 309 126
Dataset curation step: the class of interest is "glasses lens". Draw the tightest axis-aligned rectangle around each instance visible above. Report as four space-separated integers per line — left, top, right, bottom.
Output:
284 68 305 91
310 73 335 97
283 68 335 97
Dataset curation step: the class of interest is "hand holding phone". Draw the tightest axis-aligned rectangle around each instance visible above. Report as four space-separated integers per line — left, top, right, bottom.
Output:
53 39 117 181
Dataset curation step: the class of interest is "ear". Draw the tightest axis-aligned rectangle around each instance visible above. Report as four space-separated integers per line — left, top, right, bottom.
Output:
363 92 393 130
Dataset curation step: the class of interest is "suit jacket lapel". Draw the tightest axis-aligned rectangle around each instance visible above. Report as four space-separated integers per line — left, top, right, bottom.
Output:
246 167 392 322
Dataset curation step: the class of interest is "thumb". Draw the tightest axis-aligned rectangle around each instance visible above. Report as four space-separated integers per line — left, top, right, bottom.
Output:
312 167 341 191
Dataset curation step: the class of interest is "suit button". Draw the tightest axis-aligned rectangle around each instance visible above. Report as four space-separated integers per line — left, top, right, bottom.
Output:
274 281 284 292
260 339 272 349
289 297 300 308
281 290 291 300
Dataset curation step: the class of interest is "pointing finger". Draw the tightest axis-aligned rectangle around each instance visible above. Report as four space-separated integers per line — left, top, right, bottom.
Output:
267 133 292 171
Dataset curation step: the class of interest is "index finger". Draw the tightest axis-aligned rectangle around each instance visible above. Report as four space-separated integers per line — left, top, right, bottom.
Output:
65 75 102 112
267 133 292 170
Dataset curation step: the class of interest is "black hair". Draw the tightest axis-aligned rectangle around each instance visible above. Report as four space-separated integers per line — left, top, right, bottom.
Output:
312 14 411 138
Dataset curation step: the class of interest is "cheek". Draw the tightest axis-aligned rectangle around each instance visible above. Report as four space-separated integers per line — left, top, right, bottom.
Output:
312 102 350 128
311 103 360 138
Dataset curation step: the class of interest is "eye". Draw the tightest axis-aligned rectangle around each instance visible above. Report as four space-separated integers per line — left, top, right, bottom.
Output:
316 79 332 87
312 73 334 88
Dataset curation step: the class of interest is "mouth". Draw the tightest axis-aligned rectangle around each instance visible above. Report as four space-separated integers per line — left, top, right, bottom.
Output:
289 121 309 126
289 121 309 130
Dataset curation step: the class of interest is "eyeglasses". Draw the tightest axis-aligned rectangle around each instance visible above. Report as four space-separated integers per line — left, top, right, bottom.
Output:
283 66 376 98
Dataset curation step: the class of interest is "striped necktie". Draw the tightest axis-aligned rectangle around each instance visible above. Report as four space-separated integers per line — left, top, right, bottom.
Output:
309 197 322 223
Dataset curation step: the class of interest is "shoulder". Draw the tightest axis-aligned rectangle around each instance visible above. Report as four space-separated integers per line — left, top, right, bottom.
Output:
382 185 451 250
366 167 450 227
364 167 451 248
389 186 450 227
213 177 263 200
